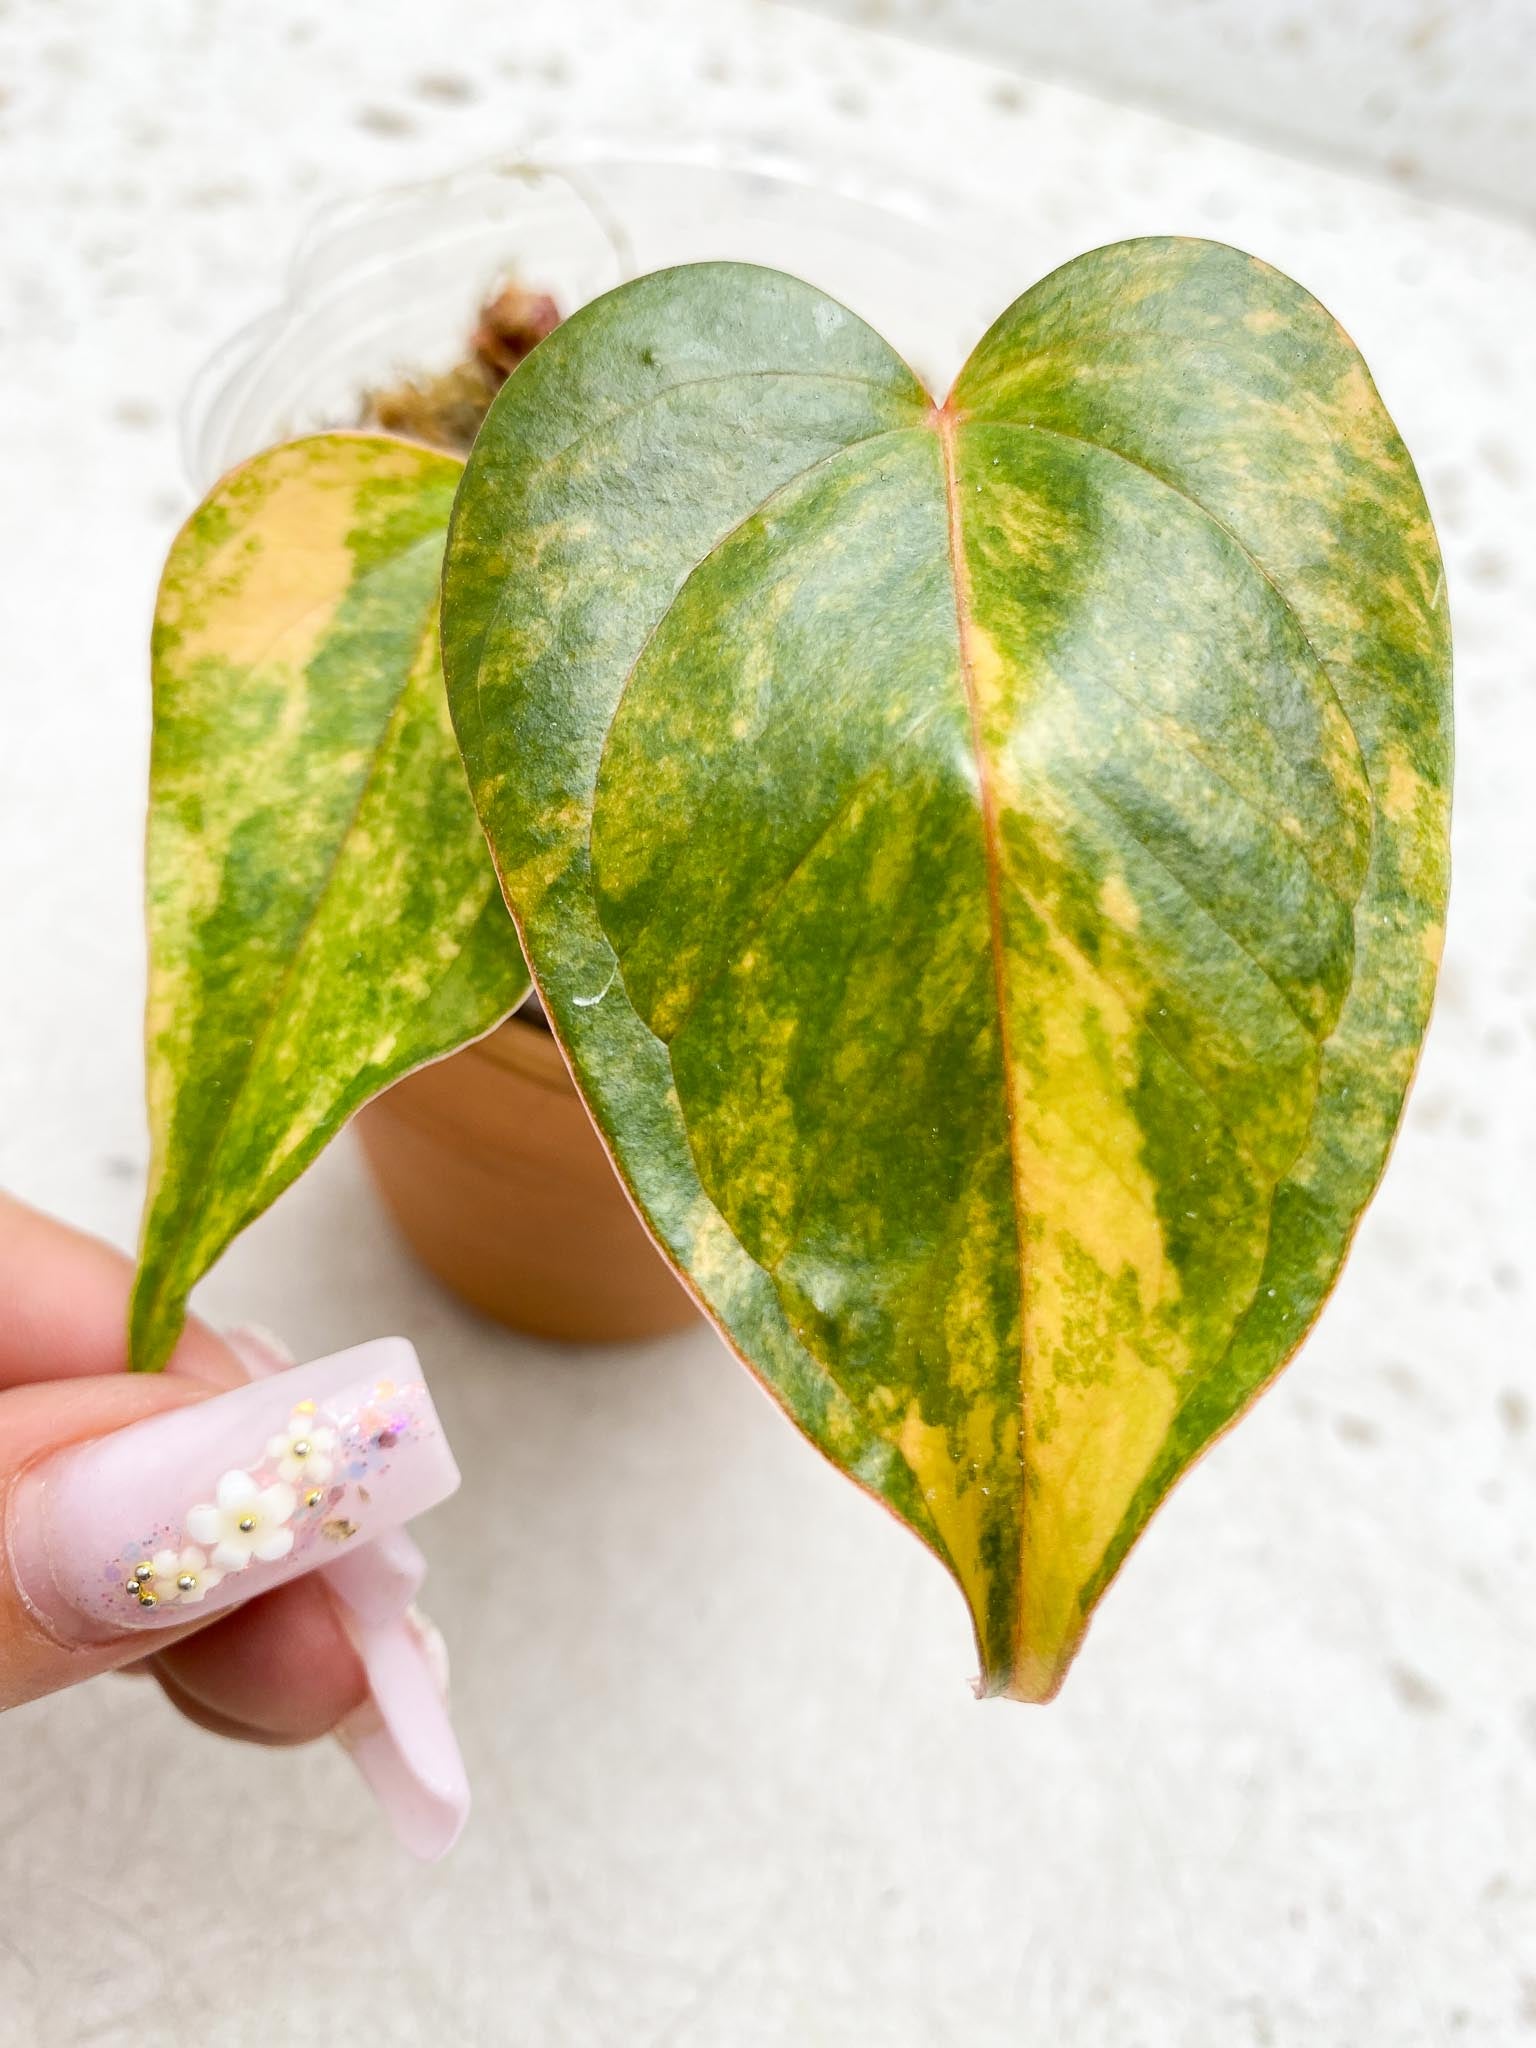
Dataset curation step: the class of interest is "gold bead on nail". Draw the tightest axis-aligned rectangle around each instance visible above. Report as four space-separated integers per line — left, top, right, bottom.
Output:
237 1516 256 1533
292 1439 312 1460
176 1573 197 1592
305 1488 323 1508
137 1589 158 1608
132 1561 153 1582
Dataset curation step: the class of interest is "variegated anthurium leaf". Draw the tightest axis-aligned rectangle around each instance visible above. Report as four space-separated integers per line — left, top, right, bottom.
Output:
131 434 528 1372
442 244 1450 1700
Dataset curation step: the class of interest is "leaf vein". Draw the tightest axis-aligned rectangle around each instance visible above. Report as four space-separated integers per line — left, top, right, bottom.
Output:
639 702 949 1047
964 414 1376 846
1051 766 1343 1047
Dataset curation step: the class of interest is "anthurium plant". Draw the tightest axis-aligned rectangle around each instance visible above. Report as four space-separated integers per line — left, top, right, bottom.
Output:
131 239 1450 1701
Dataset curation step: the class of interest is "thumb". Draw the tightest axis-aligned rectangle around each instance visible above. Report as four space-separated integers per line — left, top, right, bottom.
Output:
0 1336 459 1711
0 1368 229 1706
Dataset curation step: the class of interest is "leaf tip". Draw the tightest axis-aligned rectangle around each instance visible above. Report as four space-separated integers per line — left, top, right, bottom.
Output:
972 1600 1092 1706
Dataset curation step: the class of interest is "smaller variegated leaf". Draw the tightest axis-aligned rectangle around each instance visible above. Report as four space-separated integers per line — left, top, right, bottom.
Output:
131 434 527 1371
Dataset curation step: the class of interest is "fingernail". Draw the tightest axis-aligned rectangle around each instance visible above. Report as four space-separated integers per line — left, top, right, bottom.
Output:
225 1325 428 1625
335 1603 469 1861
223 1327 463 1854
7 1338 459 1644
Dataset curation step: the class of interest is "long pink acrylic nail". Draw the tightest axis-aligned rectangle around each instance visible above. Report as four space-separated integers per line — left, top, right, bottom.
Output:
8 1338 459 1644
336 1606 469 1860
224 1325 468 1861
225 1326 428 1623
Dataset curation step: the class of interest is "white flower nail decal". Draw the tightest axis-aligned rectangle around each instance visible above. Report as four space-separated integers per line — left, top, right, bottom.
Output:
112 1376 431 1617
149 1544 223 1606
267 1404 337 1488
186 1470 298 1573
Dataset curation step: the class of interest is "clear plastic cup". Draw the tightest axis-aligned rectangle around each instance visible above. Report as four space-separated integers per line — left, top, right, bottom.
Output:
181 149 1003 490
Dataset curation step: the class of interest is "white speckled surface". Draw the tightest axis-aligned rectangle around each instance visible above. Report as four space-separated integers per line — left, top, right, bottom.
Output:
809 0 1536 225
0 4 1533 2043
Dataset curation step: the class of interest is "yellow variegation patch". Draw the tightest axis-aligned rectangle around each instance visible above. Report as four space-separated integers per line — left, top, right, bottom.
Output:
131 434 527 1371
441 245 1450 1699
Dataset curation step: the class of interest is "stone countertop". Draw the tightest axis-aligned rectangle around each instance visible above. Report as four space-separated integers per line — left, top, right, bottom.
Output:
0 3 1532 2044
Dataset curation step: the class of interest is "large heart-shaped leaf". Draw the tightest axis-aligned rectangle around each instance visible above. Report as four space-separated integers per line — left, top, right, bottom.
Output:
442 244 1450 1699
131 434 528 1371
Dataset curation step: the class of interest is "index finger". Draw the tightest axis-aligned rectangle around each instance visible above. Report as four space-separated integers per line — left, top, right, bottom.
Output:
0 1190 237 1388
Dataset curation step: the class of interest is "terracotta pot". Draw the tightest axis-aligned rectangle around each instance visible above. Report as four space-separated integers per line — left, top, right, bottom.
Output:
355 1016 696 1343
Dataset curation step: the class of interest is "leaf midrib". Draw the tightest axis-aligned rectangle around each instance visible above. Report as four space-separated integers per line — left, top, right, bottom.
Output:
966 413 1375 849
458 367 929 735
946 403 1382 1666
936 402 1034 1679
953 404 1386 1657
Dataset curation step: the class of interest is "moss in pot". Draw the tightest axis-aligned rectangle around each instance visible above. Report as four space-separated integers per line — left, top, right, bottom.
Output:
130 242 1450 1702
359 279 563 455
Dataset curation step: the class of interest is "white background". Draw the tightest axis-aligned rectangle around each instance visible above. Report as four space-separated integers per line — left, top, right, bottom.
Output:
808 0 1536 226
1 3 1533 2043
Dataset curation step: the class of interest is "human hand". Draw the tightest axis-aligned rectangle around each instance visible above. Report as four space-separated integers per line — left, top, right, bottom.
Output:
0 1191 468 1857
